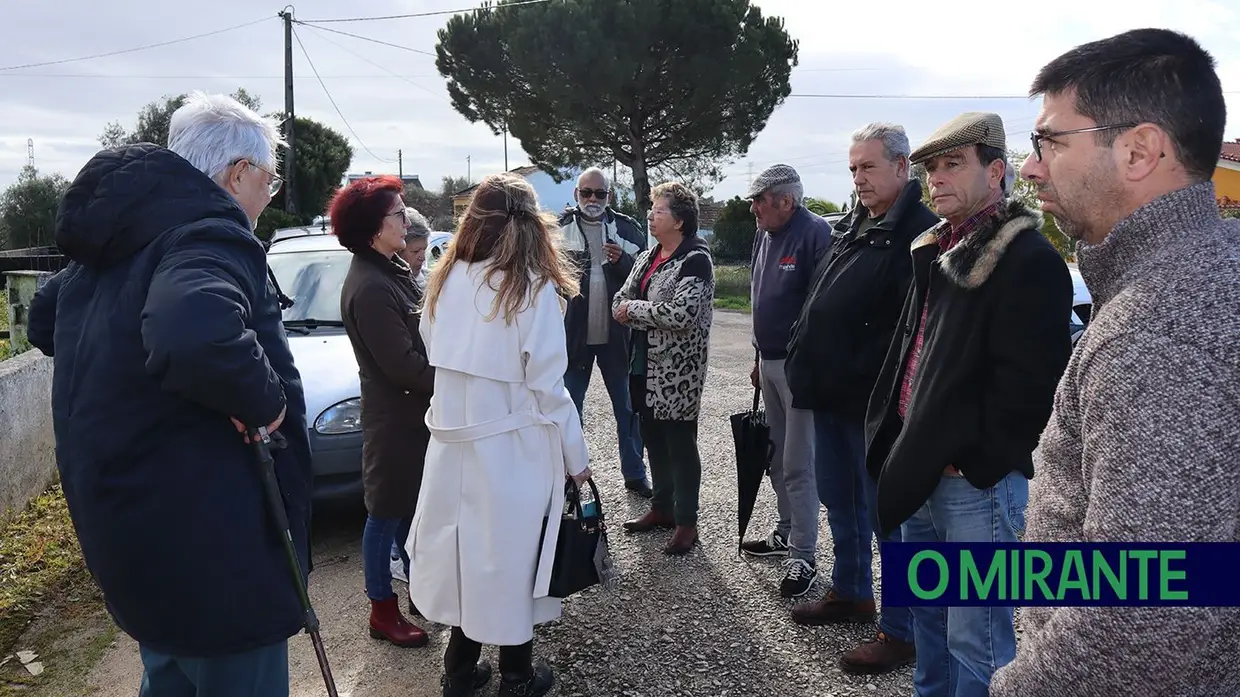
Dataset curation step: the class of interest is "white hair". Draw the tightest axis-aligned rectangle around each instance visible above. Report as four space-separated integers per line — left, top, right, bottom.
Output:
576 166 611 189
404 207 432 240
167 91 285 183
851 122 911 164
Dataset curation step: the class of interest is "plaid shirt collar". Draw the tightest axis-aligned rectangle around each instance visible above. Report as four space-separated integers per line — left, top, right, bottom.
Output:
939 196 1003 253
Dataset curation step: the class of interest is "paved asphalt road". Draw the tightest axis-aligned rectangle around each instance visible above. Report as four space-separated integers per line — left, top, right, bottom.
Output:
84 310 915 697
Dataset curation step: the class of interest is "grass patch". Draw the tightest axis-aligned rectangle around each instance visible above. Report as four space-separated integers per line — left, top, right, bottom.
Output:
713 264 751 312
0 483 114 697
0 484 87 658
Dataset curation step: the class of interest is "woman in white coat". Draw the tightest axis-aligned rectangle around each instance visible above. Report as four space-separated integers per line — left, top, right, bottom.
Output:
408 171 592 697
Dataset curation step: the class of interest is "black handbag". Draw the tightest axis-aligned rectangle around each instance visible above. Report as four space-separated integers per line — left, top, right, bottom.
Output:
548 478 618 599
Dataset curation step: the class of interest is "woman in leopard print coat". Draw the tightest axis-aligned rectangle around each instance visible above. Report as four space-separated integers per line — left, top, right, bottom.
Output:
611 181 714 556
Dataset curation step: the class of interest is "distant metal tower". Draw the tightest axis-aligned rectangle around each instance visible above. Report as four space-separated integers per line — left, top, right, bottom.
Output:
27 138 34 168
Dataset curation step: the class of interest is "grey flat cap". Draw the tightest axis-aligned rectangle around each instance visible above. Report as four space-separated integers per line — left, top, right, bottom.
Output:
910 112 1007 165
747 164 801 198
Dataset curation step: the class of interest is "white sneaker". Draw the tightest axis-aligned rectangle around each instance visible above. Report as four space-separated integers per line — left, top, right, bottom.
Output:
390 555 408 583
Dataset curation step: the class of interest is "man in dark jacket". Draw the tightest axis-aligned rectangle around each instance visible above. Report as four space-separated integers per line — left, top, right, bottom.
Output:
28 92 312 697
559 167 651 497
741 164 834 599
864 112 1073 697
785 122 938 675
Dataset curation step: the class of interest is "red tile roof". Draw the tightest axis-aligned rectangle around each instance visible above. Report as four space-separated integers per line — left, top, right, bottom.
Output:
1221 139 1240 163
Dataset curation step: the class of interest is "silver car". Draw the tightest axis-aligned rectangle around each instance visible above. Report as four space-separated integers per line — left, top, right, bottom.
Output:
266 227 453 502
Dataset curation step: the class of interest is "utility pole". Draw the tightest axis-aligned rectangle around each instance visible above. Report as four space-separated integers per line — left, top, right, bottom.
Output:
502 128 508 171
467 155 471 182
280 7 298 215
398 149 403 179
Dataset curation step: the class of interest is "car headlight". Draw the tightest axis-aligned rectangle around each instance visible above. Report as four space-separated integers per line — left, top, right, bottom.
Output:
315 398 362 434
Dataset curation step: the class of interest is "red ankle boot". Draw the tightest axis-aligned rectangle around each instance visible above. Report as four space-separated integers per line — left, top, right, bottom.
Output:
368 596 428 648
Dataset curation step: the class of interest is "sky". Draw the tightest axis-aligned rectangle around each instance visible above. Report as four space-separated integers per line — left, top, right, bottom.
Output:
2 0 1239 208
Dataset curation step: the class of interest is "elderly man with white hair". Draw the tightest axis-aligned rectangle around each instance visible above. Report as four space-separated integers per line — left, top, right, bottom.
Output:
558 166 651 498
27 92 312 697
741 164 833 599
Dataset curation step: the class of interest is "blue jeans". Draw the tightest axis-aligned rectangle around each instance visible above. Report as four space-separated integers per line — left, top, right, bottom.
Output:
138 641 288 697
813 410 912 642
564 341 647 483
364 514 410 601
901 472 1027 697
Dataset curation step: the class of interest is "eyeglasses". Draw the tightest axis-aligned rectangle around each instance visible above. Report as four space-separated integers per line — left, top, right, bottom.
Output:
577 187 610 200
387 206 414 228
233 158 283 196
1029 123 1138 161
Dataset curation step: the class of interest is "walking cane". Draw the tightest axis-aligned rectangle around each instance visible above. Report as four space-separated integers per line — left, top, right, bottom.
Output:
248 425 340 697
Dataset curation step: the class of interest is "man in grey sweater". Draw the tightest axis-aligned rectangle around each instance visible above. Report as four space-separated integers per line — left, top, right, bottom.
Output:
991 28 1240 697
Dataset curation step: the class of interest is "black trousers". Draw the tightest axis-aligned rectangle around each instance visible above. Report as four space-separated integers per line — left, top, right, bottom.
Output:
639 418 702 526
444 626 533 679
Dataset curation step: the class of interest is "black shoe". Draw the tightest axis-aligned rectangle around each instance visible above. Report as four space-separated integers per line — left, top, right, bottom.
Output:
499 660 554 697
780 558 818 598
741 531 789 557
409 600 421 618
441 660 492 696
625 478 653 499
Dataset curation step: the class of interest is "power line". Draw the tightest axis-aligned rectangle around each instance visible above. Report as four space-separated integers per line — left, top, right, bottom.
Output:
298 0 552 23
293 21 436 56
789 91 1240 99
299 23 448 102
0 16 273 72
290 24 394 163
0 73 439 79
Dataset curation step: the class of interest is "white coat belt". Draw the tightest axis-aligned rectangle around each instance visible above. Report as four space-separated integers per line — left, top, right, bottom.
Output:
423 406 567 599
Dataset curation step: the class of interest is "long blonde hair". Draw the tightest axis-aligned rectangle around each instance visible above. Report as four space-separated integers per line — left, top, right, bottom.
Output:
424 172 580 323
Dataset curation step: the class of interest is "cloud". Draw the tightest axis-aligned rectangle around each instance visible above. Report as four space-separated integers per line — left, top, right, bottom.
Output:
0 0 1237 212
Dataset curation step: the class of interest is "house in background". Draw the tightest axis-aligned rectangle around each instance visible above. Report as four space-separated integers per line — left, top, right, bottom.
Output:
347 171 425 190
1213 139 1240 212
452 165 580 220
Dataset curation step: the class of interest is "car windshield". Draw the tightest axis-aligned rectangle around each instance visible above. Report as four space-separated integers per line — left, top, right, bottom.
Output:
268 249 352 323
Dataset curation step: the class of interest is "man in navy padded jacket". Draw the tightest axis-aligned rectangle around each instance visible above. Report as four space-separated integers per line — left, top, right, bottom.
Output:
28 92 312 697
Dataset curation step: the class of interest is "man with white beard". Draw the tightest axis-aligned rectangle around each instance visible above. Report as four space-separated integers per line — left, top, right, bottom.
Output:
558 167 651 497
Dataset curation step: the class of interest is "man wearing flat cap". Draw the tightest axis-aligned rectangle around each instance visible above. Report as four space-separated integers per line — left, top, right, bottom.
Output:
740 163 832 599
863 112 1073 696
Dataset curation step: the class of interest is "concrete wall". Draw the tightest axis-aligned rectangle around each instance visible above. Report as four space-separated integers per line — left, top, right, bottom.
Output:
0 348 56 522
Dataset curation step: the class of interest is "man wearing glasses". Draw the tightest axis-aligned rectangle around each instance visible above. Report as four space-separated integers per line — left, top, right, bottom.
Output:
27 91 311 696
992 28 1240 697
558 167 651 497
864 112 1073 696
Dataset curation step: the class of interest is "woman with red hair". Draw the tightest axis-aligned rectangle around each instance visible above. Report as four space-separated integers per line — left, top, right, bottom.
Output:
331 175 435 651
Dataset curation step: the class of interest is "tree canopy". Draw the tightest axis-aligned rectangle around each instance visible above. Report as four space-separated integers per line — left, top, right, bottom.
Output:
435 0 798 215
0 166 69 250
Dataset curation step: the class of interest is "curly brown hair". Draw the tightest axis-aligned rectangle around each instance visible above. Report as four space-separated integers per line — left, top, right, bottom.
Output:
424 172 580 323
650 181 700 237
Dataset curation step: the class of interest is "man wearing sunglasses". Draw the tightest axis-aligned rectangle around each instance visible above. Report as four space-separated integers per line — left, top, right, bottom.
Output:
558 167 651 498
992 28 1240 697
26 91 310 697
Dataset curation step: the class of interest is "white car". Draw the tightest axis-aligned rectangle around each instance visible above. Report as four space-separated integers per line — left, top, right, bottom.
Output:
1068 263 1092 345
266 226 452 502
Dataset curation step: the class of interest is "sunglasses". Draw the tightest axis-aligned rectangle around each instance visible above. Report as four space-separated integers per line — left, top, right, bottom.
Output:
577 187 610 200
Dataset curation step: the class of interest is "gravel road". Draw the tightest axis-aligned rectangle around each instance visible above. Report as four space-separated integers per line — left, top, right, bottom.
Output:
84 310 914 697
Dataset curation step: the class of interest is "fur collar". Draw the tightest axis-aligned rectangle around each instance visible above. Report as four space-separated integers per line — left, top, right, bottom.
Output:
910 198 1042 289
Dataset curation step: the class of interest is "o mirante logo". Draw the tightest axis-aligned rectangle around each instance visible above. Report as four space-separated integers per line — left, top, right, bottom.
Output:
882 543 1240 607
